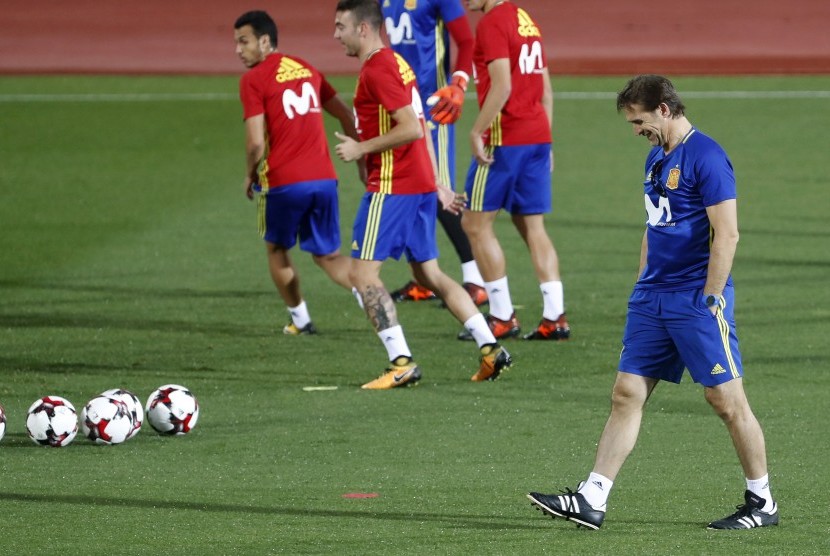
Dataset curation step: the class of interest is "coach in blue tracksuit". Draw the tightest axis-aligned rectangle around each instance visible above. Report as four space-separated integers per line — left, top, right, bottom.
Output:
527 74 779 531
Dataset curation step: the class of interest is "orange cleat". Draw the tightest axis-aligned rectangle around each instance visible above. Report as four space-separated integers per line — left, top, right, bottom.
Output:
361 357 422 390
472 344 512 382
523 314 571 341
390 280 437 302
463 283 488 307
458 312 521 341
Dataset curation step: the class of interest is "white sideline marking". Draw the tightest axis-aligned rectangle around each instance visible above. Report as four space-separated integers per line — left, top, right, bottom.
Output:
1 90 829 102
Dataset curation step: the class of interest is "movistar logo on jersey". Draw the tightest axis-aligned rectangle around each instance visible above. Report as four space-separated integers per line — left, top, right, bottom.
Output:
394 52 417 85
517 8 541 37
645 193 673 227
518 41 544 74
385 13 414 45
282 82 320 119
275 57 313 83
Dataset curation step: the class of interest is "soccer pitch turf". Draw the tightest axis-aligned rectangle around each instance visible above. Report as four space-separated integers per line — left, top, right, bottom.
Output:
1 75 829 554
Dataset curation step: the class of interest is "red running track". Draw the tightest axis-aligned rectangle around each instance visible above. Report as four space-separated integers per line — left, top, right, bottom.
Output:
1 0 828 75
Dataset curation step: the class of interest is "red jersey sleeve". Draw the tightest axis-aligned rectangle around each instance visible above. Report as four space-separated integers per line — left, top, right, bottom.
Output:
364 58 412 114
446 15 474 79
477 17 510 64
239 72 265 120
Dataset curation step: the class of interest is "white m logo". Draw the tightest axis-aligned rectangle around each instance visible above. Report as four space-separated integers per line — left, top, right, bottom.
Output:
645 194 672 226
518 41 544 74
282 82 319 120
385 13 413 45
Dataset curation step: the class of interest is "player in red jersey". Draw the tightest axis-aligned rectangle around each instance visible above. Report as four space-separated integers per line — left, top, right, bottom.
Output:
459 0 571 343
333 0 512 389
382 0 488 307
234 10 362 335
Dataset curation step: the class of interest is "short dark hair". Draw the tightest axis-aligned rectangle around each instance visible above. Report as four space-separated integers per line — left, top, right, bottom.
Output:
234 10 278 49
616 74 686 117
335 0 383 30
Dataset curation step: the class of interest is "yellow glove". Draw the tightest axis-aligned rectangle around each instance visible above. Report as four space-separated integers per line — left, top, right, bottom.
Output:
427 73 468 125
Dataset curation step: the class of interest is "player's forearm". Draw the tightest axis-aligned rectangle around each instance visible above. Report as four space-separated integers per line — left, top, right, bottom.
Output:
471 83 509 137
245 142 264 180
704 233 738 296
703 199 739 296
324 95 360 141
541 68 553 129
360 118 422 155
244 115 266 181
471 59 510 137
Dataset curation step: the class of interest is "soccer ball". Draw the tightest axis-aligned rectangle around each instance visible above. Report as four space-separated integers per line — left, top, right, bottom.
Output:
80 395 134 445
0 402 6 443
101 388 143 439
26 396 78 447
145 384 199 435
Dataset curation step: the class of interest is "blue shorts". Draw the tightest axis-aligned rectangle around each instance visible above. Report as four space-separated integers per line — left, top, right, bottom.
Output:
256 179 340 256
351 192 439 263
464 143 552 214
618 287 743 387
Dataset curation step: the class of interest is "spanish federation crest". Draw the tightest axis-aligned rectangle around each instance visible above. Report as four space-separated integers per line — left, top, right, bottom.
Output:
667 167 681 190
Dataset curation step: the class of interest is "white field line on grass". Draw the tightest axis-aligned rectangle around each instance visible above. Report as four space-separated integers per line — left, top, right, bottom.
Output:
1 90 830 102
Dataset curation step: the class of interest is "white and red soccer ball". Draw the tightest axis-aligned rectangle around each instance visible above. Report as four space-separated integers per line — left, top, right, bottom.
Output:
0 402 6 443
101 388 143 440
80 395 134 445
145 384 199 435
26 396 79 447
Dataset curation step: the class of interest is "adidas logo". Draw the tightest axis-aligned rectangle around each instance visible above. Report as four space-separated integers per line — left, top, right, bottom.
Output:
711 363 727 375
276 57 312 83
351 240 359 250
592 480 604 490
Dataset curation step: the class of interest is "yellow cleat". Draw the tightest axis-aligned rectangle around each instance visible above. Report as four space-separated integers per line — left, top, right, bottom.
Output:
361 357 422 390
472 344 512 382
283 322 318 335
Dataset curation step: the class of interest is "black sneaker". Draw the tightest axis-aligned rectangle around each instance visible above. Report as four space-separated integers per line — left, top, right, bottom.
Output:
527 489 605 530
707 490 779 530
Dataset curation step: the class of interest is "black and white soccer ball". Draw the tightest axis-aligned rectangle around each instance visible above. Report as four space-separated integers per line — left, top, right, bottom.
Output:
101 388 143 440
26 396 78 447
145 384 199 435
80 395 134 445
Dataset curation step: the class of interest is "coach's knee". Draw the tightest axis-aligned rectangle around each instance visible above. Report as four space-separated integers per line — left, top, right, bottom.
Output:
704 382 747 423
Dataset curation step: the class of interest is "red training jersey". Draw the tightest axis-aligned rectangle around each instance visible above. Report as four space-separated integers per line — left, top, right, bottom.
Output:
353 48 435 195
239 53 337 190
473 2 551 146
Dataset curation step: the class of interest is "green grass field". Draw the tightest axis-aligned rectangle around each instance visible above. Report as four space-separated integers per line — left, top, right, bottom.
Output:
1 75 829 554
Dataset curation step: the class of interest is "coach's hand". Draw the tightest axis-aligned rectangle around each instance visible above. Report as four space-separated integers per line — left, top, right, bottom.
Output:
334 131 364 163
427 73 467 125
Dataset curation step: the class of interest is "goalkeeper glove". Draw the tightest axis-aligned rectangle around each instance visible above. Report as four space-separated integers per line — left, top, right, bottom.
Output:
427 72 468 125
